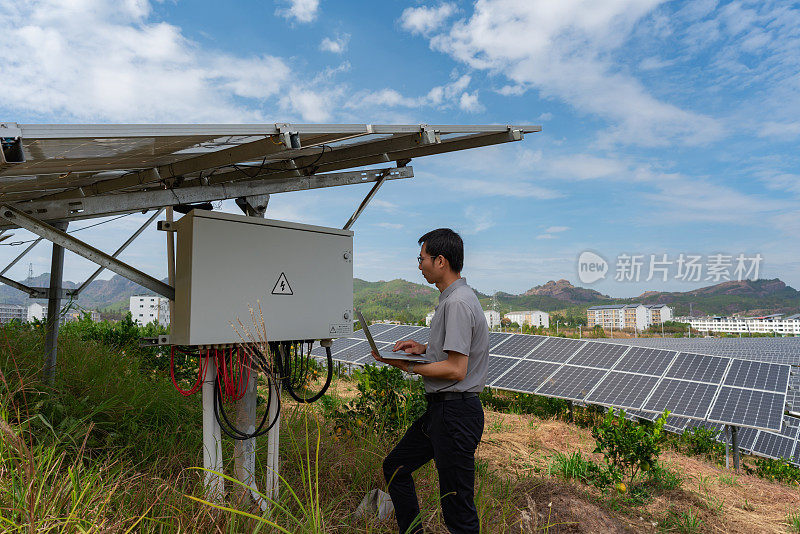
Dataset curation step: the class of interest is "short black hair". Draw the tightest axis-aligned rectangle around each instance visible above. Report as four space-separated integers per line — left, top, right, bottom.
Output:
418 228 463 273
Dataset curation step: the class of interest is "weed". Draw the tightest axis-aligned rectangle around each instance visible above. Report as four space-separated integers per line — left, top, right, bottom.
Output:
787 509 800 533
675 427 724 461
646 461 684 492
717 473 739 486
746 457 800 486
660 507 703 533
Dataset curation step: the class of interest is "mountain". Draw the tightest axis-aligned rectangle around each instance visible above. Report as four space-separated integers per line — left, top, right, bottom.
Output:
0 273 159 311
626 278 800 316
1 273 795 323
523 279 610 304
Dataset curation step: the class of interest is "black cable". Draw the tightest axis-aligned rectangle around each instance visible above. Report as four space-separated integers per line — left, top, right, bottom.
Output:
212 346 281 440
275 342 333 403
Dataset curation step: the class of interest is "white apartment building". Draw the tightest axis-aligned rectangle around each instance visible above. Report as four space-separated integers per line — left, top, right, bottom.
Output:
425 309 500 330
130 295 170 327
0 304 26 323
27 302 47 322
675 314 800 335
504 310 549 329
587 303 673 331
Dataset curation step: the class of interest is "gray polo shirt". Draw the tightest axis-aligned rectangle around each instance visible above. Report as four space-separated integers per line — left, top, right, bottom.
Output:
423 278 489 393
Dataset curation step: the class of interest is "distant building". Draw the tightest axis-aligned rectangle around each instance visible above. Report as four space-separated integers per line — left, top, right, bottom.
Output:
130 295 170 327
0 304 26 323
587 303 672 331
484 310 501 330
64 309 101 322
425 309 500 330
27 302 47 322
675 314 800 335
504 310 549 329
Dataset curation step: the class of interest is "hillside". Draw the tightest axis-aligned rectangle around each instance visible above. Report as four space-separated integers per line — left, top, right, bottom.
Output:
0 273 796 322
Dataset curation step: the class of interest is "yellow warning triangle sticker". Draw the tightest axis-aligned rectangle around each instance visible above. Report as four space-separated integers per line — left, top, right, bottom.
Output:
271 272 293 295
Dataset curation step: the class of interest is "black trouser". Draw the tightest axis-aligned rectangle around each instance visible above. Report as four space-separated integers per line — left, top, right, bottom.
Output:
382 396 484 534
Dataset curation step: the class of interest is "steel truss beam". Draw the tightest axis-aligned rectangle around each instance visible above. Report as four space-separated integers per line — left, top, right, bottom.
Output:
1 167 413 229
0 204 174 300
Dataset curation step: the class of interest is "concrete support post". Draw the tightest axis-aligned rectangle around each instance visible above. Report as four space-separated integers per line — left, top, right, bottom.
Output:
202 354 224 501
42 221 68 385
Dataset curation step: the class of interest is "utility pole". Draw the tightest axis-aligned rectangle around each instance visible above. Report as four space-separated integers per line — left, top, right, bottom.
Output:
28 262 33 280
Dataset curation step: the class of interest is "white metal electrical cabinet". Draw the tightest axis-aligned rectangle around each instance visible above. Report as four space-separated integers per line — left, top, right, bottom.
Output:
171 210 353 345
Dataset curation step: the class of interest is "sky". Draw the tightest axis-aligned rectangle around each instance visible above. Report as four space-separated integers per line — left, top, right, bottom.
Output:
0 0 798 298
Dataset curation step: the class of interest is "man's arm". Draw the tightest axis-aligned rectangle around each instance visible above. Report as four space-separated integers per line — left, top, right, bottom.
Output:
372 349 468 381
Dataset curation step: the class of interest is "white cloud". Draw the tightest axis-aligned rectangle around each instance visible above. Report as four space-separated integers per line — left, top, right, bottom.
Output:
463 206 494 234
399 3 457 35
320 34 350 54
418 0 724 147
536 233 555 239
350 74 483 113
758 121 800 139
376 222 404 230
276 0 320 23
0 0 296 122
545 226 569 233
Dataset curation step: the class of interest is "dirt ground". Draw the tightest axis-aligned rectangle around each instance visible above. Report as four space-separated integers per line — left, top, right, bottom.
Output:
480 410 800 533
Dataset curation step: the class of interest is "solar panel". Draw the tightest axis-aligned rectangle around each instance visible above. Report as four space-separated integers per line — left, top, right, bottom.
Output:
492 335 546 358
733 426 760 451
663 415 691 433
413 328 431 345
723 359 789 393
528 337 584 363
334 340 371 363
612 347 676 376
641 379 718 419
665 352 729 384
488 332 513 351
568 342 629 369
492 360 559 392
536 365 607 401
752 431 796 460
373 325 420 342
486 356 521 384
707 387 785 431
585 372 660 410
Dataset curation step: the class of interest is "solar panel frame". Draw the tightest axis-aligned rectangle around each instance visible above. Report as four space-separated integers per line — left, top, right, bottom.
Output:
641 378 719 419
491 335 547 358
707 386 785 431
665 352 730 384
535 365 608 402
528 337 586 363
584 372 660 411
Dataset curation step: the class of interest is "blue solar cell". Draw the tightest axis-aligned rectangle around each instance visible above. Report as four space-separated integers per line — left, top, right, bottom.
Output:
568 342 629 369
528 337 585 363
493 360 559 392
641 379 718 419
613 347 675 376
492 334 545 358
723 359 789 393
665 352 729 384
536 365 607 401
486 356 520 385
707 386 784 431
585 372 659 410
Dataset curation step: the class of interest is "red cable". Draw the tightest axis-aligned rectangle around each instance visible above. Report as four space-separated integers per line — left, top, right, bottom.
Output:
170 346 208 396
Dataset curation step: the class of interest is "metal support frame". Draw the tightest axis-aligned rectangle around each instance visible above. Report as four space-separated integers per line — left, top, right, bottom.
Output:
1 167 412 226
0 204 174 300
42 222 67 385
730 425 741 471
343 171 388 230
75 208 164 294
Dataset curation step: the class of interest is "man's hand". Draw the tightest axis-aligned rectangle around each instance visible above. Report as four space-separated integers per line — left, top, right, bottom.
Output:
371 350 409 372
393 339 426 355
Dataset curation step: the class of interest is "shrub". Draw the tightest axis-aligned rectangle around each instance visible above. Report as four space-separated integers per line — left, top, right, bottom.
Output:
675 426 724 461
592 408 669 485
747 457 800 485
321 364 426 437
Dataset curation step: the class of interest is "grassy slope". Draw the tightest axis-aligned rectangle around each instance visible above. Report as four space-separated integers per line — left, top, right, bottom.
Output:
2 328 799 532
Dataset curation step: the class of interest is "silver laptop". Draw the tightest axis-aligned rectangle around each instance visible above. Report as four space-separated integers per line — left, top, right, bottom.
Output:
355 310 428 363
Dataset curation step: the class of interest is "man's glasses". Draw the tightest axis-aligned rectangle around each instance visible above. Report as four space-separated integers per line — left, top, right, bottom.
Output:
417 254 438 264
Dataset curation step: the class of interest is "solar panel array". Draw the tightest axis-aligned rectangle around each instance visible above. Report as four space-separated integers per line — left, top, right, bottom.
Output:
604 337 800 412
314 325 790 432
626 410 800 467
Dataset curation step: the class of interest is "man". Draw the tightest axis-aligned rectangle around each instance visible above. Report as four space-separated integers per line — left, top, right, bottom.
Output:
372 228 489 534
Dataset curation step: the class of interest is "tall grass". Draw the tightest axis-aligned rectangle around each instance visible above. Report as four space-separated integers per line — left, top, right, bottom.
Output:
0 323 539 532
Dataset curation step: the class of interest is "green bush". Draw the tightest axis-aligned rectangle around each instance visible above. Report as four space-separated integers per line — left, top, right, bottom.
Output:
479 388 568 419
548 451 614 488
592 408 669 485
320 364 426 437
746 457 800 485
675 426 724 461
